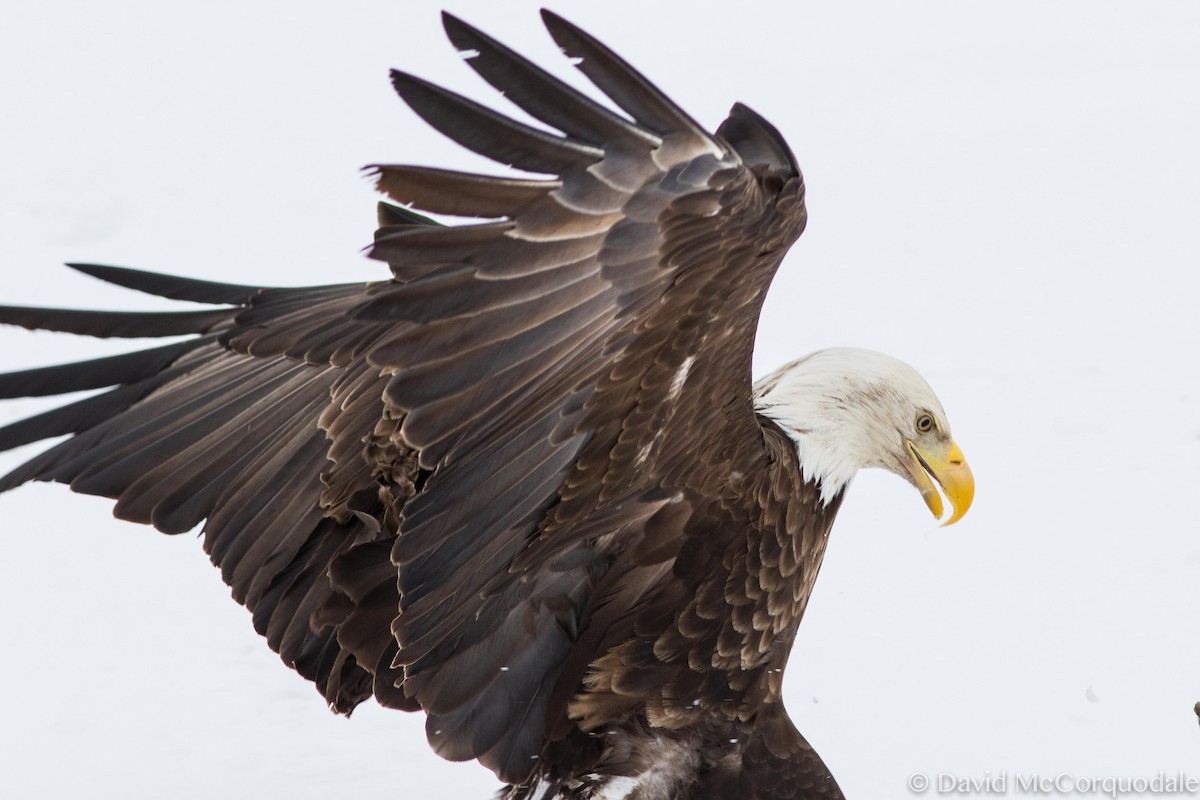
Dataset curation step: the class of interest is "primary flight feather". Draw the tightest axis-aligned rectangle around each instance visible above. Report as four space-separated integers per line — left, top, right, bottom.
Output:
0 11 972 799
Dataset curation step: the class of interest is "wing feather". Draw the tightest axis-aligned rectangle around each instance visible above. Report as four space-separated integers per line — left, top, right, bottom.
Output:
0 279 399 714
0 305 233 338
389 71 603 175
0 340 207 399
441 13 660 150
64 262 262 304
539 10 718 156
0 373 182 459
368 164 558 219
0 12 814 787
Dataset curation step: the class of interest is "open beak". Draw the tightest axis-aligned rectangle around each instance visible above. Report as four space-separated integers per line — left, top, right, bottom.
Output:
905 440 974 526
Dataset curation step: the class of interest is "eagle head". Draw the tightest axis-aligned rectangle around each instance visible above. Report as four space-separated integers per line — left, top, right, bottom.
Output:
754 347 974 525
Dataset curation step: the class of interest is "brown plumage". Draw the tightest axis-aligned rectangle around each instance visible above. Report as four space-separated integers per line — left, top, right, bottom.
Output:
0 12 975 799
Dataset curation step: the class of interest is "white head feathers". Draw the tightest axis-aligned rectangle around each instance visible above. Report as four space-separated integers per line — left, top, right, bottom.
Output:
754 348 951 504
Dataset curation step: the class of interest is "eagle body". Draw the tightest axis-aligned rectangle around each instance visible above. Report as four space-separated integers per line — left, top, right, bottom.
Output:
502 420 845 799
0 12 972 799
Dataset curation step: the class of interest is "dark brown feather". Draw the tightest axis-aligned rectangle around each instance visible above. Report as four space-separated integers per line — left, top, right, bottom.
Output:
0 13 844 799
539 10 714 151
0 305 233 338
368 164 557 219
0 339 207 399
442 13 660 150
389 71 603 175
64 262 263 304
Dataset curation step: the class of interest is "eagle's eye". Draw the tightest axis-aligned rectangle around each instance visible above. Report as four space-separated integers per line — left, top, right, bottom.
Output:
915 413 935 433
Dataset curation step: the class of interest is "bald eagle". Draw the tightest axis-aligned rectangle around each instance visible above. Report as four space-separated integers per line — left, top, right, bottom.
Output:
0 11 972 800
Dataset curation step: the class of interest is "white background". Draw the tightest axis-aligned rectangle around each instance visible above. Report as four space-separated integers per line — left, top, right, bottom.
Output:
1 1 1198 797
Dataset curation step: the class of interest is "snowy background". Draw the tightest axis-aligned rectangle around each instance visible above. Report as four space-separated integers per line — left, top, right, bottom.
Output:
1 1 1198 798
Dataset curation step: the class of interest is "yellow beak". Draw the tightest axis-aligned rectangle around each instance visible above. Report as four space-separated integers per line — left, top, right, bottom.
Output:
905 440 974 526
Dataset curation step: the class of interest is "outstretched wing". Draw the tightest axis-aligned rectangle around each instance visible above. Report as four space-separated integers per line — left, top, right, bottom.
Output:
0 266 414 714
0 11 809 783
